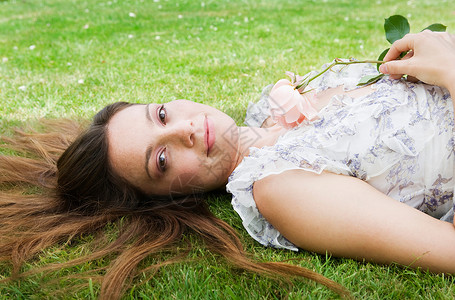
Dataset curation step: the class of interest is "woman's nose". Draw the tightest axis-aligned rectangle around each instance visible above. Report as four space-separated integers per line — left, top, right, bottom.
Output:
164 120 194 147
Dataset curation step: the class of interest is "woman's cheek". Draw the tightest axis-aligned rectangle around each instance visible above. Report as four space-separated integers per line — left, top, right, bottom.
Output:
168 172 204 194
177 154 202 174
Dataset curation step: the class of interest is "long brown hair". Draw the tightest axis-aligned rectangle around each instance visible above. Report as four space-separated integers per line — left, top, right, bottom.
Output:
0 102 350 298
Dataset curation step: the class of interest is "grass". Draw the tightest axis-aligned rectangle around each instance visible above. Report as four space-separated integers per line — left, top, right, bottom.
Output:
1 0 455 298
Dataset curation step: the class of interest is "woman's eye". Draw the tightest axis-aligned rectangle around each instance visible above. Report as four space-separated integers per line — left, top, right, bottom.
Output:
158 105 166 124
158 149 167 172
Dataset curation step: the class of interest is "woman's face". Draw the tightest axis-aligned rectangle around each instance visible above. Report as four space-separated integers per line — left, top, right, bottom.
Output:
107 100 241 196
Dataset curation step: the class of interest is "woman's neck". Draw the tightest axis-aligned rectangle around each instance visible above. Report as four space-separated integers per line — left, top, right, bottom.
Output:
232 125 286 169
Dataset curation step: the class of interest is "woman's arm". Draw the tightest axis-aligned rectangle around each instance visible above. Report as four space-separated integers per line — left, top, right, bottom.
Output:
253 170 455 273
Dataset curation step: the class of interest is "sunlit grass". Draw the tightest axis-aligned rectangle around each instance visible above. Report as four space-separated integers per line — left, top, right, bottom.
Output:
1 0 455 298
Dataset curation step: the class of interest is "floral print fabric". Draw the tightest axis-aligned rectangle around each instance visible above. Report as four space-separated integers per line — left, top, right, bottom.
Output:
226 62 455 251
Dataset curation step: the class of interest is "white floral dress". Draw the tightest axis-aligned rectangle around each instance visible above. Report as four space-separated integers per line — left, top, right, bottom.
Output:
226 62 455 251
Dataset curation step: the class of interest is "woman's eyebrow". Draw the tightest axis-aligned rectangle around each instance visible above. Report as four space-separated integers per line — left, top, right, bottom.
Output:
144 104 154 180
145 146 153 180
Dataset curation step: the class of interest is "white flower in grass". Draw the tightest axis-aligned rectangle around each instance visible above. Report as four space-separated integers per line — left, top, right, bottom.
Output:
2 57 8 63
153 0 159 2
244 17 248 23
344 17 349 21
128 34 134 39
158 5 162 9
67 62 72 66
78 79 84 84
155 35 160 40
201 2 205 7
129 12 136 18
83 24 89 29
18 86 26 91
13 46 18 50
29 45 36 50
407 13 412 18
178 14 183 19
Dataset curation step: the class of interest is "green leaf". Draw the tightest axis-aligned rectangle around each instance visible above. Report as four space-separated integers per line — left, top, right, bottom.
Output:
384 15 410 44
357 74 384 86
422 23 447 32
377 48 389 71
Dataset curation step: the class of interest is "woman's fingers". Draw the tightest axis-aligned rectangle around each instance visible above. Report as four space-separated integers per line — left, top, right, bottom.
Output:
379 31 455 89
383 33 417 62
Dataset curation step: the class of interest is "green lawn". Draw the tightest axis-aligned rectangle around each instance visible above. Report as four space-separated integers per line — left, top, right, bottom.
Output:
1 0 455 298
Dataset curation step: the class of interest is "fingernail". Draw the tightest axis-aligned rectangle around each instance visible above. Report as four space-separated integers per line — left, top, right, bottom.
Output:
380 64 388 74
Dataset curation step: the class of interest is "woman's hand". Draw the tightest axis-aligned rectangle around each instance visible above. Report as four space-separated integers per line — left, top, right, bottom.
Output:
379 31 455 93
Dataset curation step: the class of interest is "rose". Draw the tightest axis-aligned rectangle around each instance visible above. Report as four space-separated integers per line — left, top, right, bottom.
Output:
268 77 318 129
268 59 381 129
266 15 447 129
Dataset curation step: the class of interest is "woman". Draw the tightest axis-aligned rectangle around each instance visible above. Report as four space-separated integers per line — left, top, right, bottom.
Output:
1 31 454 298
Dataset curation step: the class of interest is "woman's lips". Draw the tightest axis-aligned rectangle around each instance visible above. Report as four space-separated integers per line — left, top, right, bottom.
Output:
205 116 216 156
